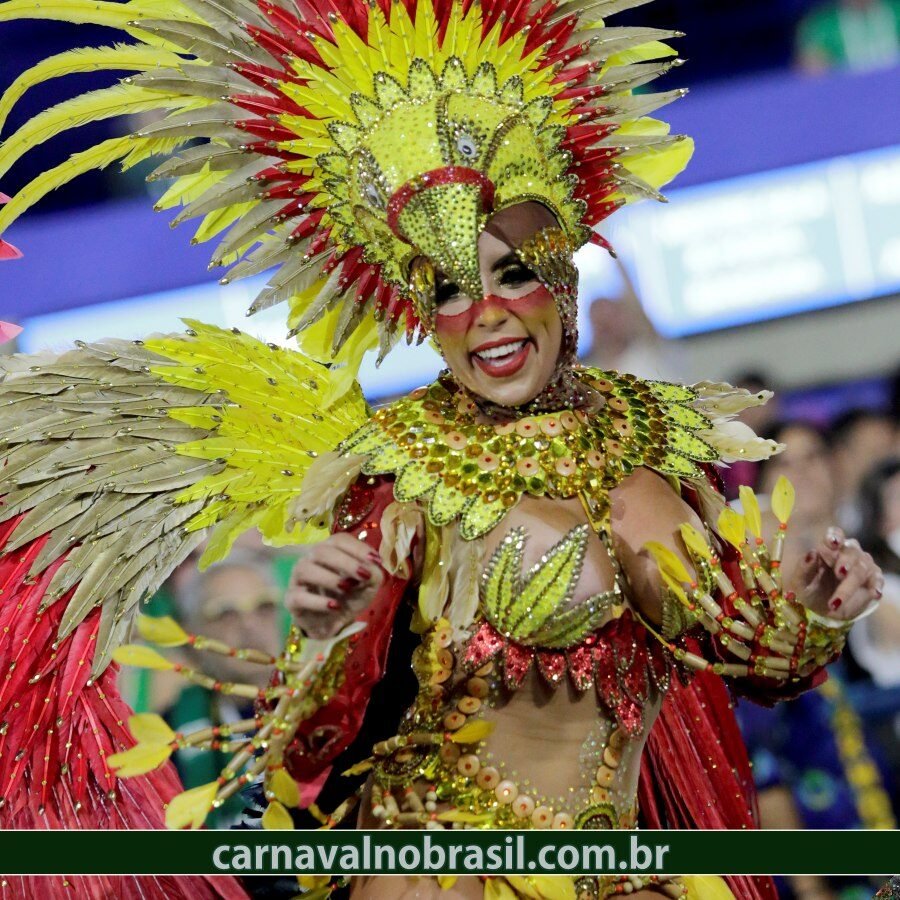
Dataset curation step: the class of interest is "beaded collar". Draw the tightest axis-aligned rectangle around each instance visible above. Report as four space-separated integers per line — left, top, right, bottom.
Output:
339 367 720 540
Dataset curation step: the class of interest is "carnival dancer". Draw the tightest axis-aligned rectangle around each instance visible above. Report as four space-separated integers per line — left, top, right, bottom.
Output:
0 0 883 898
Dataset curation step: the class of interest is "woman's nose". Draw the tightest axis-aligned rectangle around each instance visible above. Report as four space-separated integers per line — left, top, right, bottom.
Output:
474 295 510 328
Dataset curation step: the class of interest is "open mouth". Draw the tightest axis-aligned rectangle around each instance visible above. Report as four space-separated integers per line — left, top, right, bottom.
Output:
471 338 532 377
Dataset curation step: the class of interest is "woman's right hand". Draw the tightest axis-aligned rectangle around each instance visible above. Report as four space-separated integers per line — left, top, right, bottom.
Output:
284 533 384 638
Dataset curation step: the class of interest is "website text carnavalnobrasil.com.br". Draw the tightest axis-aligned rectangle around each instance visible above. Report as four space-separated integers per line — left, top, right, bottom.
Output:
211 834 671 875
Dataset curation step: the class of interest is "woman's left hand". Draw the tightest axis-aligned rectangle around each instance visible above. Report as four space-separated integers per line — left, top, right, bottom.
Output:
791 526 884 620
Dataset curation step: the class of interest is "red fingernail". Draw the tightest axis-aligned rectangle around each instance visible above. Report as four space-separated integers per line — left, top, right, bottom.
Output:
368 552 382 564
828 536 841 548
357 566 372 580
338 577 357 592
830 597 843 611
805 552 815 564
327 599 341 611
838 565 848 577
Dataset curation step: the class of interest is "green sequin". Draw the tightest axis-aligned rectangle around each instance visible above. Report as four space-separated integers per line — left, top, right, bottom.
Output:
480 525 620 648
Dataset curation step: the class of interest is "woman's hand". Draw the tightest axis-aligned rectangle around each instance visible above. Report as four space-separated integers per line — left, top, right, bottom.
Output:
284 533 384 638
790 526 884 620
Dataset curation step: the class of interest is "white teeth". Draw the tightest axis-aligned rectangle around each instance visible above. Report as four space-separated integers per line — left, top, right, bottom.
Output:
474 340 527 361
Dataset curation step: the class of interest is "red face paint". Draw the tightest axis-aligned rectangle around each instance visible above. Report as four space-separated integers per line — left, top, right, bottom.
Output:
434 286 555 336
435 285 559 381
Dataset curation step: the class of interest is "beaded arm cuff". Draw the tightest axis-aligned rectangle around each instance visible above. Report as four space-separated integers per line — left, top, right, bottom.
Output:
598 875 687 898
645 478 849 687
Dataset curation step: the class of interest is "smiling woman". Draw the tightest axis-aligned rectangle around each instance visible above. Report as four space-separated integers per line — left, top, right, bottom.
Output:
0 0 885 897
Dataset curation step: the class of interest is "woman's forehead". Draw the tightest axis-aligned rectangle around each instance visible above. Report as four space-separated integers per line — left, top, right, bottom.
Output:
481 202 558 247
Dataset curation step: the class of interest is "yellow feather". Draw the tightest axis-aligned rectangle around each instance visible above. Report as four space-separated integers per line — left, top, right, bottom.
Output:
620 135 694 195
155 166 224 211
121 135 193 172
606 39 678 69
0 84 190 181
328 18 377 94
644 541 692 584
684 875 737 900
388 0 418 78
771 475 795 525
484 879 520 900
717 506 747 549
414 0 438 68
679 523 713 561
661 569 689 605
341 759 375 777
128 712 176 745
165 781 219 830
459 5 485 76
507 876 576 900
738 485 762 539
112 644 174 670
262 800 295 830
108 742 174 777
146 322 367 556
367 4 393 77
137 614 189 647
449 719 496 744
0 44 184 135
267 767 302 808
321 314 380 407
0 136 147 235
193 200 255 245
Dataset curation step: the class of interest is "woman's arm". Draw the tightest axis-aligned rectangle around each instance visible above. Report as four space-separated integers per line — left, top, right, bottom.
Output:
609 467 882 692
609 467 704 627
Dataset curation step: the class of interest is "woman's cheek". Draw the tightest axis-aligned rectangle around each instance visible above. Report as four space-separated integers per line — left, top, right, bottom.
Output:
434 307 472 340
507 286 556 324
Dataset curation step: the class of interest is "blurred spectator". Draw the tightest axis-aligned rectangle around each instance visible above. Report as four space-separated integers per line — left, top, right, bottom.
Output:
582 260 684 382
796 0 900 72
757 420 838 572
849 457 900 686
740 426 896 899
164 536 285 826
829 409 896 534
738 676 894 899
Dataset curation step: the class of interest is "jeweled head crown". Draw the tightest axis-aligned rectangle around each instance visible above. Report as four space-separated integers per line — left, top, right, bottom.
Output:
0 0 692 363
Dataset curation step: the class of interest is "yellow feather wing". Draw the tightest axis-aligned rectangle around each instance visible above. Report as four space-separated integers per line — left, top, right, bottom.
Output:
0 323 368 674
0 44 184 134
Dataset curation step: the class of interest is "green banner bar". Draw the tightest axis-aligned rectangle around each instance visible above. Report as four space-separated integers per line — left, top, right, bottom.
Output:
0 830 897 876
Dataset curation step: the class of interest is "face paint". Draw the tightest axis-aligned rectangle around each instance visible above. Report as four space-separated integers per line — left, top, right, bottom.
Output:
434 287 556 336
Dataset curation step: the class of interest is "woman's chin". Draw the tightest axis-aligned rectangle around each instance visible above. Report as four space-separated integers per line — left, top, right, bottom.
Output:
467 373 543 409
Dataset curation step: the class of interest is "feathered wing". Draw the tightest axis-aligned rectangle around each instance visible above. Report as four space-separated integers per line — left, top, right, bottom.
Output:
0 322 367 831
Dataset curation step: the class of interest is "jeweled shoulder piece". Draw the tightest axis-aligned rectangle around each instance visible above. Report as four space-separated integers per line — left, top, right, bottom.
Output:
338 368 745 539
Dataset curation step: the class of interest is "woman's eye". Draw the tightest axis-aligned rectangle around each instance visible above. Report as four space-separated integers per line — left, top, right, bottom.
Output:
498 264 536 287
435 281 461 304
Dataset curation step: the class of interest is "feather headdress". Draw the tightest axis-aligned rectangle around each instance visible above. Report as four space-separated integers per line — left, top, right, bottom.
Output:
0 0 692 361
